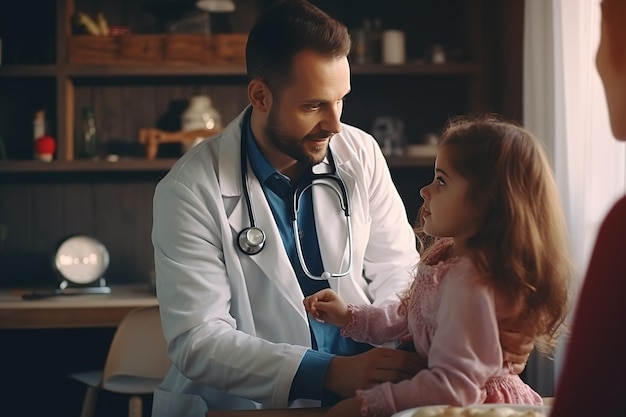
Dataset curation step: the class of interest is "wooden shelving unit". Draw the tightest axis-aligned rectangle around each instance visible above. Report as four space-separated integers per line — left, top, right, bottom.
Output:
0 0 505 280
0 0 487 169
1 56 473 170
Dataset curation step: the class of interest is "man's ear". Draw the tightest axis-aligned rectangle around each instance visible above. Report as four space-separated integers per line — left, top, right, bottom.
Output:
248 79 271 112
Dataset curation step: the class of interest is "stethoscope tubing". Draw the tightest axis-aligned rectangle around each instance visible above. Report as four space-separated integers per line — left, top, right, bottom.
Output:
237 120 353 280
292 181 353 280
238 123 267 255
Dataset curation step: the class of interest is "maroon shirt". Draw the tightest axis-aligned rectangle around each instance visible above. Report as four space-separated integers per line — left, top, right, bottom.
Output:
551 195 626 416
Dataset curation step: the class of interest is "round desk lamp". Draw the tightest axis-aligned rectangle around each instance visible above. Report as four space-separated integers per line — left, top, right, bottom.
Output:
53 234 111 294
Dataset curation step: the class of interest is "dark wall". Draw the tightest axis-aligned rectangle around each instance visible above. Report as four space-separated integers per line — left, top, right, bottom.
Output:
0 172 163 288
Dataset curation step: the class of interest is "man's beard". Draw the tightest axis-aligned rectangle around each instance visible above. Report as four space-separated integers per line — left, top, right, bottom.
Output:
265 106 332 166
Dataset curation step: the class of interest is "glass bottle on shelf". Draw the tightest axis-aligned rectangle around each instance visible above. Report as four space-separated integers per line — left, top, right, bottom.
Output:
369 18 382 63
77 106 98 159
33 109 46 158
33 110 46 141
181 95 222 153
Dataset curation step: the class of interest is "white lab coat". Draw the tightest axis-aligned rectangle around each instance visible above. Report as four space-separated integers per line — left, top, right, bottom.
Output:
151 107 419 417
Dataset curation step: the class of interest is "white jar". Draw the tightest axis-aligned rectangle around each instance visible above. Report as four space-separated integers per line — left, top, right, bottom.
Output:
382 30 406 65
181 95 222 151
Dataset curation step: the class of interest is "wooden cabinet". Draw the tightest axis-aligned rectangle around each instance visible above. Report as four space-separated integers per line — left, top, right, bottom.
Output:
0 0 522 288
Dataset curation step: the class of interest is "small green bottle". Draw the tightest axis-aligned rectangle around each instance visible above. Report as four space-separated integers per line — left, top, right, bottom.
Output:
78 106 98 159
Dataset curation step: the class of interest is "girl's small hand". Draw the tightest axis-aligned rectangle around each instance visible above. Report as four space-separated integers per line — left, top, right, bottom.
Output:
303 289 350 328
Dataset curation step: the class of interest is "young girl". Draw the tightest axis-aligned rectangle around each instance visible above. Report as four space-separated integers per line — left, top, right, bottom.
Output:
303 115 572 417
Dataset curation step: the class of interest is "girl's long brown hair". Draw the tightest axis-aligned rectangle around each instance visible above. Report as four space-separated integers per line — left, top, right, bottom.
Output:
414 114 572 355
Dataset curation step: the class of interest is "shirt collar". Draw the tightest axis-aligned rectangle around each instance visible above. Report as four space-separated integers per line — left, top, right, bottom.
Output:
245 116 280 185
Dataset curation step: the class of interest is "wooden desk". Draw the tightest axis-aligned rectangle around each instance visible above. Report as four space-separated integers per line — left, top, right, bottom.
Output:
0 283 158 329
206 408 329 417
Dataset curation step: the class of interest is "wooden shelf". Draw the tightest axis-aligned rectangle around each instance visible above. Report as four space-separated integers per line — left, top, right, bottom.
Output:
0 158 178 173
66 64 248 78
0 62 481 79
0 155 434 173
351 61 482 75
0 65 60 77
64 62 480 77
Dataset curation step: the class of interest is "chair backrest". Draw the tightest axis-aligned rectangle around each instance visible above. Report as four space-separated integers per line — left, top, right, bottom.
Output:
102 305 171 383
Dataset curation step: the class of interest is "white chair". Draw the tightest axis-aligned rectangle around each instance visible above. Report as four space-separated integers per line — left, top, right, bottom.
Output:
68 305 170 417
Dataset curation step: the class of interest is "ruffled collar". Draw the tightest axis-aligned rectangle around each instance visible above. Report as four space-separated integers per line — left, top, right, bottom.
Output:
420 237 459 265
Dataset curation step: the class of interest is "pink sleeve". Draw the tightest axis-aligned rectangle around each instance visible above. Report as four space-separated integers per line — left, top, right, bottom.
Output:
341 302 409 346
358 262 502 416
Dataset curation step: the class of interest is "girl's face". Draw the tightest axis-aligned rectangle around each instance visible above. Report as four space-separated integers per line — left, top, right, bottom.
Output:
419 147 479 247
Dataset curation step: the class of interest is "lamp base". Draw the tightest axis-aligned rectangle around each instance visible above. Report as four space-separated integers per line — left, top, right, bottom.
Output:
57 277 111 294
56 285 111 295
21 279 111 300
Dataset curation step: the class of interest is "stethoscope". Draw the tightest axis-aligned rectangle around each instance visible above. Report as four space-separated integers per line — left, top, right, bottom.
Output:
237 129 353 281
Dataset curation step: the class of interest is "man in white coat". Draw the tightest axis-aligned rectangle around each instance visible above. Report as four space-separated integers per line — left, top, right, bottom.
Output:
151 1 531 416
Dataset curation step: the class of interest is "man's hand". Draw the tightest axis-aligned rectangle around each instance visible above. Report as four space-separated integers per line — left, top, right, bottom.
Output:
324 347 427 398
499 328 534 374
325 397 362 417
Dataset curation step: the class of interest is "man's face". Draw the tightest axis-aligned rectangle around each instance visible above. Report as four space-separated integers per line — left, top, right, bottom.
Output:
261 50 351 168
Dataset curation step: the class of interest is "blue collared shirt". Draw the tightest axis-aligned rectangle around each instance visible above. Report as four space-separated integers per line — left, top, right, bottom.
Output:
244 120 372 404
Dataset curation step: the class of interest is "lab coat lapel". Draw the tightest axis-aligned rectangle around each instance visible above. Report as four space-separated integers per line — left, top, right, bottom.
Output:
241 176 308 319
221 116 307 321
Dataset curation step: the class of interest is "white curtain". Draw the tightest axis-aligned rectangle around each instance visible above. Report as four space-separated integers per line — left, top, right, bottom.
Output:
523 0 626 396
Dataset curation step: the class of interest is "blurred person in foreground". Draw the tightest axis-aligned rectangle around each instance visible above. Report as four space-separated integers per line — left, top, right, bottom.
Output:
550 1 626 415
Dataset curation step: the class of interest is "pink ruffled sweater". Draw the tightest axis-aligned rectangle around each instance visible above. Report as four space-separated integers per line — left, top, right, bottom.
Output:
342 240 542 417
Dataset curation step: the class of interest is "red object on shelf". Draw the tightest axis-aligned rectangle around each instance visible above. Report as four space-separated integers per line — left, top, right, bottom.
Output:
34 135 56 161
35 135 56 153
108 26 131 36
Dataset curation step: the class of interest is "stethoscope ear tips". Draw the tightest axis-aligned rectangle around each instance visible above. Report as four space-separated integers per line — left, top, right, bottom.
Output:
238 227 266 255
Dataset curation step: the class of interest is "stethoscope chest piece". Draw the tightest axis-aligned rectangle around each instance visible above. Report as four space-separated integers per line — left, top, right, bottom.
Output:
238 227 266 255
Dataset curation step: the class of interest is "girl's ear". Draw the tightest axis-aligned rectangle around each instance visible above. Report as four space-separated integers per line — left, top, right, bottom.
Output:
248 79 272 112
